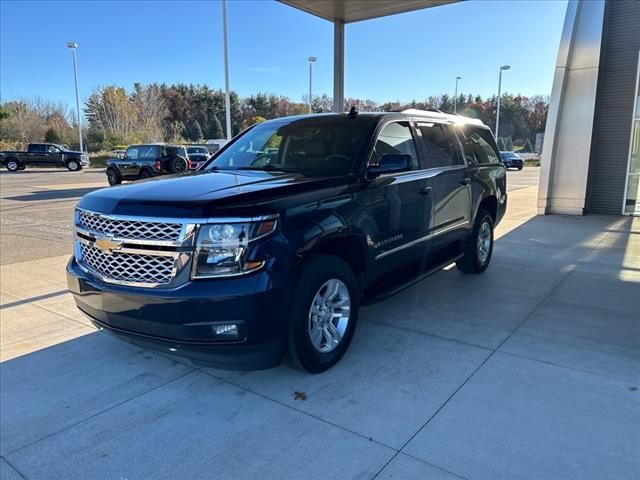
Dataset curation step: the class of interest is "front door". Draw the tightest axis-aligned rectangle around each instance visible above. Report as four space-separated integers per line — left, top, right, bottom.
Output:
119 146 140 178
365 121 434 275
416 122 471 247
45 144 63 165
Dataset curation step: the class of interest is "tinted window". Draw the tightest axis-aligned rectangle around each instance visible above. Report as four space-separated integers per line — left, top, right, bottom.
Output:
417 123 462 168
125 147 139 160
30 144 46 153
139 146 159 159
187 147 208 154
209 119 370 177
373 122 419 170
462 126 500 164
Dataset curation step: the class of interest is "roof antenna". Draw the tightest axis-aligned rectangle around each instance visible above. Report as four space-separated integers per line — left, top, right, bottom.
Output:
347 105 358 118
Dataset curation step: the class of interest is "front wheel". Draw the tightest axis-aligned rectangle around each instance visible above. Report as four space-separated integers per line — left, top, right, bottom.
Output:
285 255 359 373
457 210 494 274
106 168 122 186
66 159 80 171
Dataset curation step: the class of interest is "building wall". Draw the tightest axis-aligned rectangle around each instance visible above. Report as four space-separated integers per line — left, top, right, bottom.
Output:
587 0 640 214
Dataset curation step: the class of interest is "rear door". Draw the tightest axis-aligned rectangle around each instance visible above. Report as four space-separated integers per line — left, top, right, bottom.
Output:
26 144 47 165
416 122 471 247
365 120 434 274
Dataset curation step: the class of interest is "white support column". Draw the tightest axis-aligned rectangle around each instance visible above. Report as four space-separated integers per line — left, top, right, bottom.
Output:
333 19 345 113
537 0 606 215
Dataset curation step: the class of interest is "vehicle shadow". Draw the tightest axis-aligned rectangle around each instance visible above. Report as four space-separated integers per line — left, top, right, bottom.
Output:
4 187 102 202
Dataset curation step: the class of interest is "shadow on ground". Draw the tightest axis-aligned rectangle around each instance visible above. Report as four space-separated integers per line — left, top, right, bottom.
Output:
1 214 638 480
5 187 101 202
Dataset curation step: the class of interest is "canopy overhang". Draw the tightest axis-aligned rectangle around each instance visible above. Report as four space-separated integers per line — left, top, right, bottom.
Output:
278 0 459 111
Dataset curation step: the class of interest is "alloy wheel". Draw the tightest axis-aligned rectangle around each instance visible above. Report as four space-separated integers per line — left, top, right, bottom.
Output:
477 221 492 264
308 279 351 353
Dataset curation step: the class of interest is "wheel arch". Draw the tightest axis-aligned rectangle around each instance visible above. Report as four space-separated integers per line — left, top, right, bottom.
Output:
300 231 369 290
477 195 498 223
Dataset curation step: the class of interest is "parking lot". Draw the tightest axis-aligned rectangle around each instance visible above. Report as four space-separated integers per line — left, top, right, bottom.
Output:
1 167 639 480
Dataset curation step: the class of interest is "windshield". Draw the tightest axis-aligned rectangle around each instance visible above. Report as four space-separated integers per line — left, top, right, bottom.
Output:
187 147 208 154
206 118 371 177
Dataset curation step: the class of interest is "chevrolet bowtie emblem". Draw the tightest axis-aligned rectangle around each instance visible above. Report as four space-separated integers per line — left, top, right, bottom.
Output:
94 236 123 255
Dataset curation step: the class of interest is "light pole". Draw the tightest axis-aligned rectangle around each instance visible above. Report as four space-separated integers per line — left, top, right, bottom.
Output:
495 65 510 141
221 0 232 140
67 42 83 152
308 56 317 114
454 75 462 113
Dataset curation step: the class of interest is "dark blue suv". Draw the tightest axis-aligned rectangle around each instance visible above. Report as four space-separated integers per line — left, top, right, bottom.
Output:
67 110 506 373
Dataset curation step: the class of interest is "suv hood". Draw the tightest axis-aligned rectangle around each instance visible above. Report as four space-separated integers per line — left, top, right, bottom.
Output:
78 170 354 217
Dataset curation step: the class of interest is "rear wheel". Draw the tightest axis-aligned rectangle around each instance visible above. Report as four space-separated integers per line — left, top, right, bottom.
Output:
457 209 494 274
139 169 152 179
106 168 122 186
5 160 20 172
66 159 80 171
285 255 359 373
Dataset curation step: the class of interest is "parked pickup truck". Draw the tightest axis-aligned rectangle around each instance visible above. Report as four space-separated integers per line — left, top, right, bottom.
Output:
67 109 507 373
1 143 89 172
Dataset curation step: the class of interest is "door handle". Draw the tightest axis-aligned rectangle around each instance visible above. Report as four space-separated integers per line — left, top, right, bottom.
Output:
460 177 471 185
418 186 432 195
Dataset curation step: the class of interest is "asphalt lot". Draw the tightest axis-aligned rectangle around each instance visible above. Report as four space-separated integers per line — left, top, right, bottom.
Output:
1 166 639 480
0 169 108 265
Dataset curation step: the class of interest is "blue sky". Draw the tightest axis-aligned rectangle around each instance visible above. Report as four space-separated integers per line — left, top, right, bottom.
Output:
0 0 567 110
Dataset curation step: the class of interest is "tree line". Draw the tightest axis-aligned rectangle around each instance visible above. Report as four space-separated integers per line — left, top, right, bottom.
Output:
0 84 548 153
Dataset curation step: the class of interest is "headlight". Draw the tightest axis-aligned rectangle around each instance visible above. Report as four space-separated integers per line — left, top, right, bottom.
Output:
191 217 277 279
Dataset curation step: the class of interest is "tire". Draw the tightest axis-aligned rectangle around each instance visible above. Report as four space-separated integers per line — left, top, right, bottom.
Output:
106 168 122 186
517 166 523 171
139 168 152 179
66 159 81 171
18 165 26 171
167 156 188 174
5 159 20 172
456 209 494 274
285 254 359 373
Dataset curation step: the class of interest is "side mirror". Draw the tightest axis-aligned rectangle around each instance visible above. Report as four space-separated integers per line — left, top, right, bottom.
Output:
367 153 411 178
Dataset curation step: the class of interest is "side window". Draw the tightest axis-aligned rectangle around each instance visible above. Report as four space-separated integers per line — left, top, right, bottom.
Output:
30 144 45 153
462 126 500 164
48 145 60 153
126 147 139 160
139 146 158 159
417 123 463 168
373 121 419 170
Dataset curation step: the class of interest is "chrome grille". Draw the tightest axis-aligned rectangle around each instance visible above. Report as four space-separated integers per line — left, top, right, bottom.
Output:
78 210 183 241
79 243 176 285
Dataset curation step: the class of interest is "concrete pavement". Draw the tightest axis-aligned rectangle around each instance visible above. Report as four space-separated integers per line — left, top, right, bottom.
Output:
1 168 639 479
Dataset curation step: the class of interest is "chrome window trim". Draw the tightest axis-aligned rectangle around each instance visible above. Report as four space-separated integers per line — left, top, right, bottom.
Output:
374 220 469 260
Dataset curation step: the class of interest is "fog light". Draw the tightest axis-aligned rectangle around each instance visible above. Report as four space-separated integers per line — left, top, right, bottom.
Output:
212 324 239 337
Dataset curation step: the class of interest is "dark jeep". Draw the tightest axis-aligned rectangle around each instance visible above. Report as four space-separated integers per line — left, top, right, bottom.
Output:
105 144 189 186
68 110 506 373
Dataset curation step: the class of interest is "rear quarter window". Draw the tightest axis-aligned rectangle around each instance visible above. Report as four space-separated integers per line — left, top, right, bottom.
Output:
461 126 500 165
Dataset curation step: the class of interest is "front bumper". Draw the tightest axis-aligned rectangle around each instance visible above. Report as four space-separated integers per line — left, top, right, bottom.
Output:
66 257 290 370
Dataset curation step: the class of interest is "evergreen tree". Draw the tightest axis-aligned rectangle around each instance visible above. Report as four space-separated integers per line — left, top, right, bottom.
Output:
190 120 203 141
208 113 223 139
